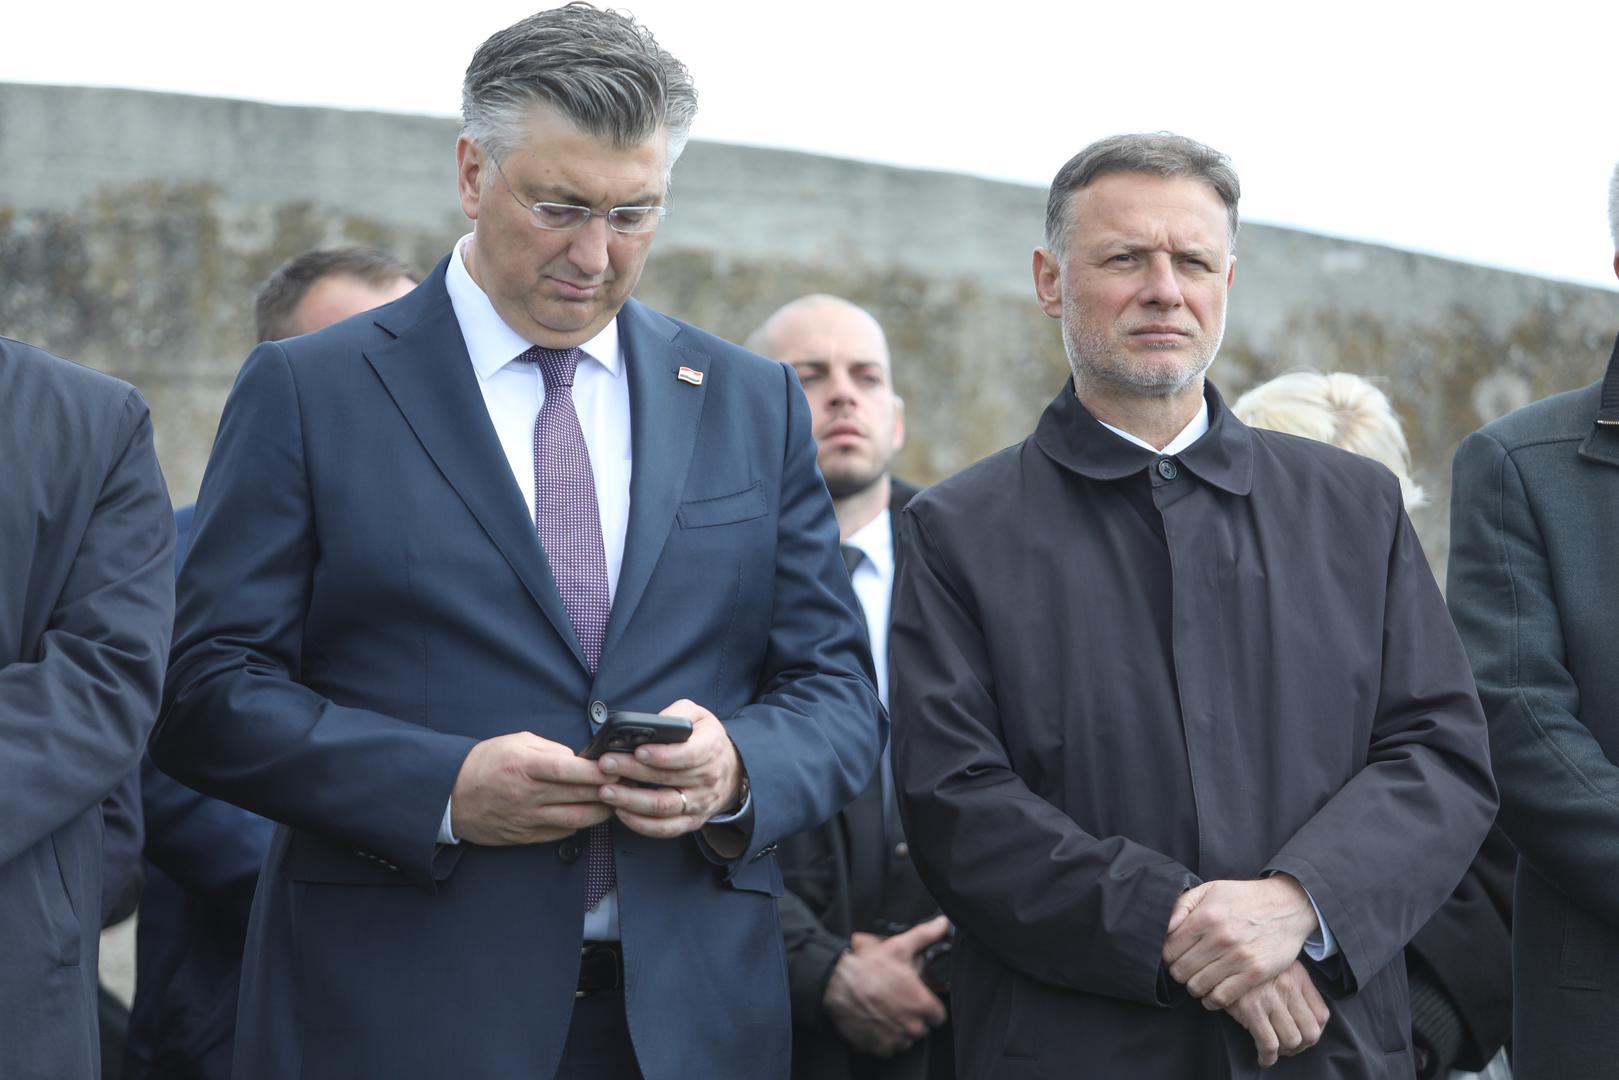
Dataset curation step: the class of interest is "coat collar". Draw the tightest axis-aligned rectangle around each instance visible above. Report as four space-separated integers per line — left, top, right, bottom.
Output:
1580 330 1619 468
1033 378 1255 496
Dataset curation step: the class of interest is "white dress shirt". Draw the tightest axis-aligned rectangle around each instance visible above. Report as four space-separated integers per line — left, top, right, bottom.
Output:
842 508 894 706
439 235 633 938
1095 395 1338 961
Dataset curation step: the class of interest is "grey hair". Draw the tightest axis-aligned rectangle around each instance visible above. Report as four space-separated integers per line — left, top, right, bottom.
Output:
1043 132 1241 259
1609 158 1619 249
462 3 698 175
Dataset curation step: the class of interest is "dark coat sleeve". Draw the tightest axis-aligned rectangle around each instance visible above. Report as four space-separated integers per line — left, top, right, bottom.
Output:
99 765 145 925
1264 507 1498 993
1448 429 1619 921
778 884 849 1032
140 752 274 927
141 506 273 923
0 388 175 869
890 509 1199 1007
151 345 476 886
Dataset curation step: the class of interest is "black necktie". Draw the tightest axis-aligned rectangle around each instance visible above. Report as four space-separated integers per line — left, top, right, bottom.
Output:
839 543 897 844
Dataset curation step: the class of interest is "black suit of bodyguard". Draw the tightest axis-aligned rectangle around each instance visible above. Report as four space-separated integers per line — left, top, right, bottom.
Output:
0 337 174 1077
780 480 949 1080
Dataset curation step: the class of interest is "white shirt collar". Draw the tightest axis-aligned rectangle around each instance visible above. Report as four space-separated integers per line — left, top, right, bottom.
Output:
844 505 894 582
446 234 622 381
1098 397 1210 457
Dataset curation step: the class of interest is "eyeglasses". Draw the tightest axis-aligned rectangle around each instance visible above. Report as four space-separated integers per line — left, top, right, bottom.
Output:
495 161 668 235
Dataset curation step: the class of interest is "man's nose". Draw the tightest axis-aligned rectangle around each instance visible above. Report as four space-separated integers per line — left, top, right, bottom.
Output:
1137 255 1185 308
567 215 612 278
826 368 858 405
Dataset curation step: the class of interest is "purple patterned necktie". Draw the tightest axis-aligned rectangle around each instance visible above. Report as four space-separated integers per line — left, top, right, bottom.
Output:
522 345 614 910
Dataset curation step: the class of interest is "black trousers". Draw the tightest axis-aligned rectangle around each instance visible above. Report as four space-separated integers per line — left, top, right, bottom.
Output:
556 989 644 1080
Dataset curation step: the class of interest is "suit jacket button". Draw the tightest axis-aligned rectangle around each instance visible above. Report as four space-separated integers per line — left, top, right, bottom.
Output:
589 700 608 726
894 842 910 860
558 840 581 864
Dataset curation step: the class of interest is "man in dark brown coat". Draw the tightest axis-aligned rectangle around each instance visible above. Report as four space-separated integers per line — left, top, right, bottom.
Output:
889 133 1497 1079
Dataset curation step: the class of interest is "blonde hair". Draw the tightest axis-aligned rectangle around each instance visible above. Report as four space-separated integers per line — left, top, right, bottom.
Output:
1232 371 1427 511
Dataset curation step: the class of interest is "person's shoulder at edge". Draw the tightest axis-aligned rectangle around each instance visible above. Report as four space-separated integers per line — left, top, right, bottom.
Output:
1467 379 1602 450
1246 424 1406 521
900 440 1035 533
1 333 142 403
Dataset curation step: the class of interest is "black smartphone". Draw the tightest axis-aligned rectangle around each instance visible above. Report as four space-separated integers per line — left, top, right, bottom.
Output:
579 710 693 760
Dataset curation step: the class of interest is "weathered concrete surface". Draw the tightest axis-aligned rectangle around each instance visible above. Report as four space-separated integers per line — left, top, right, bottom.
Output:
4 80 1617 580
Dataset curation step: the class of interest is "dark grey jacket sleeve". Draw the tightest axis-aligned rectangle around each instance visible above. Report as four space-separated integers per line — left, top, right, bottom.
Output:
0 389 175 868
1449 428 1619 920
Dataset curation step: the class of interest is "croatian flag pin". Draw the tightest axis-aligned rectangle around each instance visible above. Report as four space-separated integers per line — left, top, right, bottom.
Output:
677 366 705 386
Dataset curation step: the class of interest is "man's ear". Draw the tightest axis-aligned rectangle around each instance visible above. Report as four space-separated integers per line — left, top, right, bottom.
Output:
1611 250 1619 282
1033 247 1064 319
1227 254 1237 290
891 395 907 454
456 135 486 222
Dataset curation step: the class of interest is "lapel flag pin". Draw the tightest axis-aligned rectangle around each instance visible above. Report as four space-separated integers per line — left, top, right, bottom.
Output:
677 366 705 386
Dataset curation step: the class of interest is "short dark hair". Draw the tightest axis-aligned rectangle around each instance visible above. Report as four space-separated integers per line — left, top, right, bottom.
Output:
462 2 698 171
254 247 415 341
1044 132 1241 259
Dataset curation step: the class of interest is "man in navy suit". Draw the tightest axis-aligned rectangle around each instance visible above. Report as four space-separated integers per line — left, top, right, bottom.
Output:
150 7 880 1079
126 245 415 1080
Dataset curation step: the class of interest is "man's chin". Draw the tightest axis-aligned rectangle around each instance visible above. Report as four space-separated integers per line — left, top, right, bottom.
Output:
824 468 886 501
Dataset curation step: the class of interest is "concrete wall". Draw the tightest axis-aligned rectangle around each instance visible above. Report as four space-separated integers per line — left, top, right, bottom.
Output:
5 80 1617 581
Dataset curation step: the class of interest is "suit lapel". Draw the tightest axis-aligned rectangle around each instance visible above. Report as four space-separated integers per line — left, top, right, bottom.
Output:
602 300 708 657
363 264 589 672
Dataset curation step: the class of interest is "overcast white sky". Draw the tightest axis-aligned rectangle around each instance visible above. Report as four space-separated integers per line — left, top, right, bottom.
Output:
10 1 1619 290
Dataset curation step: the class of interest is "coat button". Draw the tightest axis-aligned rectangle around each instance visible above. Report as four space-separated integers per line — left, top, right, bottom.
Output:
589 700 607 726
558 840 581 864
894 842 910 860
1157 458 1178 480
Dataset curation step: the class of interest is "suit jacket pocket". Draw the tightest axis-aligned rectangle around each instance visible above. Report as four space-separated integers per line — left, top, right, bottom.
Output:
1560 900 1607 990
677 482 767 529
288 832 412 886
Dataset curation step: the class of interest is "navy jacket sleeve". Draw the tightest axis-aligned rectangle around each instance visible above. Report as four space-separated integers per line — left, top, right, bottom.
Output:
151 344 476 886
0 387 174 869
711 363 884 864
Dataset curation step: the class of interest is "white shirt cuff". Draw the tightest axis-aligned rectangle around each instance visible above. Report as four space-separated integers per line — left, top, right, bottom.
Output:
705 788 752 825
1301 888 1338 960
438 797 459 845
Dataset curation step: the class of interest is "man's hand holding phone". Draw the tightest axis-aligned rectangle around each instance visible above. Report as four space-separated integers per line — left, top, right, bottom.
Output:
450 731 615 846
596 699 744 838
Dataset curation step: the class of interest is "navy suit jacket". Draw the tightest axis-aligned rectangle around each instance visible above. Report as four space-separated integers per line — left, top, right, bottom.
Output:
0 337 174 1078
125 504 274 1080
151 262 882 1080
